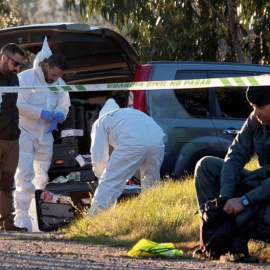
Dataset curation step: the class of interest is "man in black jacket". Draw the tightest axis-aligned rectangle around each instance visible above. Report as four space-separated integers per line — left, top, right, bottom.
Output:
0 43 26 231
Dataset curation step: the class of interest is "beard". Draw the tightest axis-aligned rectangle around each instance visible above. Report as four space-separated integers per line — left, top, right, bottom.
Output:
44 69 54 84
2 61 16 75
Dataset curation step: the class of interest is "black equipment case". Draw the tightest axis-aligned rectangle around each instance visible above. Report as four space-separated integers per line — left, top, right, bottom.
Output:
36 181 140 232
35 189 76 232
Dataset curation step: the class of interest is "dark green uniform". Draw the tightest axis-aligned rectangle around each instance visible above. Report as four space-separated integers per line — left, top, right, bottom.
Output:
195 112 270 238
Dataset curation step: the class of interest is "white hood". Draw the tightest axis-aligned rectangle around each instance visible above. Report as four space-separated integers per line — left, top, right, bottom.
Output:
33 36 52 83
99 98 119 118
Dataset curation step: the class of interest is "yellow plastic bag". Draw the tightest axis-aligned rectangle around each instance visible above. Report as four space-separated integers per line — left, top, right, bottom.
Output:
127 238 184 258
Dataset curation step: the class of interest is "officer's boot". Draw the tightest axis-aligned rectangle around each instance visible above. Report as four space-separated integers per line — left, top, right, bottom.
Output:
0 191 28 232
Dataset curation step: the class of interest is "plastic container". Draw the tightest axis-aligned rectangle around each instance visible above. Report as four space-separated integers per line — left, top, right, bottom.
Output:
40 191 70 204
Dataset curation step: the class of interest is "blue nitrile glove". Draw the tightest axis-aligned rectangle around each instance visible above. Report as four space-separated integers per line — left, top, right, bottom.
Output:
40 110 54 122
54 112 65 123
47 119 58 134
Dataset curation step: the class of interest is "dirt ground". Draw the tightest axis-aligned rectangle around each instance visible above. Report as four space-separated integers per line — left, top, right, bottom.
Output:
0 232 270 270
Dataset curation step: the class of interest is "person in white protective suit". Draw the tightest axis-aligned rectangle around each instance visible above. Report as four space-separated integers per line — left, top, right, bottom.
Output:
14 37 71 232
89 97 165 216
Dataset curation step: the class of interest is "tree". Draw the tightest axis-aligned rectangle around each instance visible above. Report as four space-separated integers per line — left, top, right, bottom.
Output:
11 0 82 25
0 0 28 29
65 0 270 64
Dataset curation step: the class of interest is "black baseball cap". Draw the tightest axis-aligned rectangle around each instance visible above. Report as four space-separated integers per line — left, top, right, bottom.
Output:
246 86 270 106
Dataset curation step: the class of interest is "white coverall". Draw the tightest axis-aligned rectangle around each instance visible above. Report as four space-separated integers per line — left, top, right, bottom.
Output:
89 98 165 216
14 37 70 232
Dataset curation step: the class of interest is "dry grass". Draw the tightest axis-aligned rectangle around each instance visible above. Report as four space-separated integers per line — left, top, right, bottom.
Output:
63 157 270 260
64 176 200 247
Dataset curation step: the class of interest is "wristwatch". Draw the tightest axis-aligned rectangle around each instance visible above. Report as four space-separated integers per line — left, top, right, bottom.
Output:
241 196 250 206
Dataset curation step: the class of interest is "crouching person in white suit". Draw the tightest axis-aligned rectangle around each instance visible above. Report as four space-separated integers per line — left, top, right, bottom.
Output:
14 37 70 232
89 96 165 217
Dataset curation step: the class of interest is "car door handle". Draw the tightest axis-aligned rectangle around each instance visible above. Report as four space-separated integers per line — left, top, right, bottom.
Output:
223 129 240 135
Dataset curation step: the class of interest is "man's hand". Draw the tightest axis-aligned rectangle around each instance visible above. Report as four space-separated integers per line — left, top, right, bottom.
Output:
40 110 54 122
47 119 58 133
223 197 244 215
54 112 65 123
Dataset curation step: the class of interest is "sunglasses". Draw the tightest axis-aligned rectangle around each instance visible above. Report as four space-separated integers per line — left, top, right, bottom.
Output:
4 54 23 68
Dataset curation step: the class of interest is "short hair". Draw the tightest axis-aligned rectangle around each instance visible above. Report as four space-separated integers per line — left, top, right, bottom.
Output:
1 43 24 57
108 90 129 108
47 53 67 71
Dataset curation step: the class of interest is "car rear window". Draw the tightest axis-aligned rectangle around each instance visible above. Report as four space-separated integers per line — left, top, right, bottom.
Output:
175 69 254 119
215 87 252 118
211 72 253 119
174 71 209 117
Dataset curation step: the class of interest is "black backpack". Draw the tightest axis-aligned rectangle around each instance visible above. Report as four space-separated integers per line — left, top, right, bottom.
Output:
199 199 239 259
198 198 268 260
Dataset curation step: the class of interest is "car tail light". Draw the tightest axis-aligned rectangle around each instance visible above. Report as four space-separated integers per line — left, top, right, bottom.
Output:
54 159 64 165
131 65 154 114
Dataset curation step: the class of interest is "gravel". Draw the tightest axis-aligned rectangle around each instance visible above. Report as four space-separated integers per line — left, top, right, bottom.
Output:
0 232 270 270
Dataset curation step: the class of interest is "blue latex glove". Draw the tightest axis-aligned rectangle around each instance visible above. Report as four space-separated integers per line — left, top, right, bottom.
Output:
47 119 58 134
54 112 65 123
40 110 54 122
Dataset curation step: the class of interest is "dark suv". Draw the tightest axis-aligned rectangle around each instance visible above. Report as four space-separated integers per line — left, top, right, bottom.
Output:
132 62 270 177
3 23 270 230
2 23 270 193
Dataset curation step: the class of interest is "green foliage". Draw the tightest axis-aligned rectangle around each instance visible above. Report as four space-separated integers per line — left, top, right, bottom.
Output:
65 0 270 64
11 0 81 25
0 0 28 29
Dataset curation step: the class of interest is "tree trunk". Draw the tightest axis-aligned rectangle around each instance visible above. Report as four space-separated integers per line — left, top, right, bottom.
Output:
227 0 245 63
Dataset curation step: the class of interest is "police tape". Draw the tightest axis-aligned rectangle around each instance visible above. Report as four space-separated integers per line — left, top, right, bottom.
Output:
0 74 268 92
